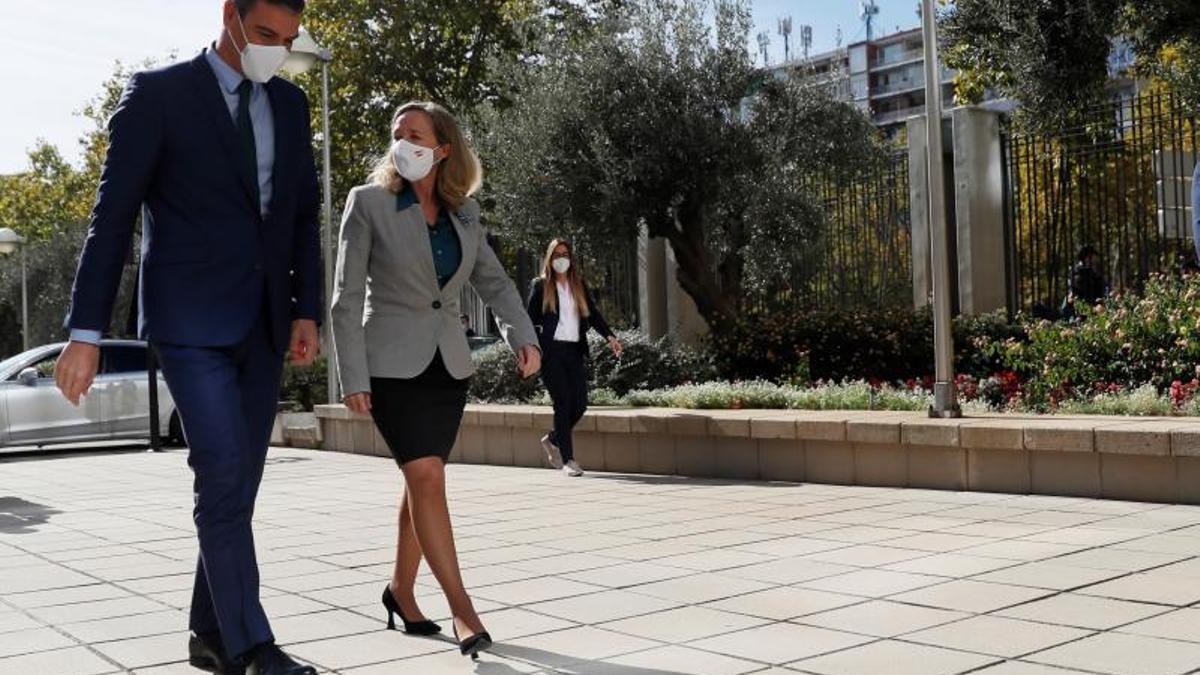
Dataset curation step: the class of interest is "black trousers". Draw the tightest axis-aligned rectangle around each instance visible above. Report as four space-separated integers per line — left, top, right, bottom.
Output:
542 341 588 462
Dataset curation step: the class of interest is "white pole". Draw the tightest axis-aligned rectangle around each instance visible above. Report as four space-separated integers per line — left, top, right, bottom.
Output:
321 59 339 406
20 245 28 352
921 0 960 418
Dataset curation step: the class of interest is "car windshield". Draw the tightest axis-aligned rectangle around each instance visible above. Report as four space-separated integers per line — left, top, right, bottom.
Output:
0 348 54 379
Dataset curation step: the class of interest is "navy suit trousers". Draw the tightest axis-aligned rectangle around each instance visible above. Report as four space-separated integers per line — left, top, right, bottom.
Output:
154 309 283 659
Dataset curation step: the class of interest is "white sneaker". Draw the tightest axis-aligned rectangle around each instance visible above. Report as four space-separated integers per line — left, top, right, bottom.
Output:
541 435 563 469
564 460 584 477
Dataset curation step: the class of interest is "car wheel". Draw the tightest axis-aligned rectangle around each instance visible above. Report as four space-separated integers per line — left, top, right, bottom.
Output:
165 410 186 448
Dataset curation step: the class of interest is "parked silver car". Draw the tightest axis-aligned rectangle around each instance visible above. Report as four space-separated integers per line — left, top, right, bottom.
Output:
0 340 180 449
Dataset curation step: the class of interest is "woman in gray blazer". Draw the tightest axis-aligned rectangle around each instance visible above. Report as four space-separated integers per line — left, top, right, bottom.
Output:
331 102 539 660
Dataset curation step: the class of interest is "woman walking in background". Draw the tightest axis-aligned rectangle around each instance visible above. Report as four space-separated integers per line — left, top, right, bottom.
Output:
331 102 540 659
527 239 622 477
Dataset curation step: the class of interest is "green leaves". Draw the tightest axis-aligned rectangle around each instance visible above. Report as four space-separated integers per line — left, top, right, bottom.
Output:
294 0 614 213
941 0 1122 133
941 0 1200 132
476 0 885 329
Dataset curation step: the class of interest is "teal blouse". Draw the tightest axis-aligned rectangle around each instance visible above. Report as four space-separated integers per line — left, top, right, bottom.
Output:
397 186 462 288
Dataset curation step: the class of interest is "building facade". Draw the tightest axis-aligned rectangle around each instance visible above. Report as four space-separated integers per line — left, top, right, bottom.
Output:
766 28 1141 133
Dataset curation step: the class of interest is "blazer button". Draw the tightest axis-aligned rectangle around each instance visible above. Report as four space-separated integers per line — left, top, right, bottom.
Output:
432 301 442 310
253 263 263 271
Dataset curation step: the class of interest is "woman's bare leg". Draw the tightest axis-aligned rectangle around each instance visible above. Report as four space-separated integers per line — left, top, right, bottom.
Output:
388 483 429 622
400 457 485 637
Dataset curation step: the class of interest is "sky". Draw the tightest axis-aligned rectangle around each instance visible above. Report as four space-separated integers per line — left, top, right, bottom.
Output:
0 0 920 174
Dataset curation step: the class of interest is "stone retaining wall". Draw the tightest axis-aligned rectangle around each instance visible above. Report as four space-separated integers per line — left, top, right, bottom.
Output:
313 404 1200 504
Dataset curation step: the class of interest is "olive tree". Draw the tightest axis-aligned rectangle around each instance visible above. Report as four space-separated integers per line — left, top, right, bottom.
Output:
475 0 885 332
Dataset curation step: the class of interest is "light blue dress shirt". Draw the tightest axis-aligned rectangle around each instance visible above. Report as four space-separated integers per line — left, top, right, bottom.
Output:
72 47 276 346
204 46 275 216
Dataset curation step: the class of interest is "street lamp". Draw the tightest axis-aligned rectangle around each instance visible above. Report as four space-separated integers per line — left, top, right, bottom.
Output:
0 228 28 352
920 0 961 418
283 28 339 406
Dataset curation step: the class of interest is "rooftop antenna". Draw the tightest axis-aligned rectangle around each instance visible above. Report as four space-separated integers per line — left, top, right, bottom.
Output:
800 24 813 61
756 31 771 67
777 16 793 63
835 25 844 49
861 0 880 41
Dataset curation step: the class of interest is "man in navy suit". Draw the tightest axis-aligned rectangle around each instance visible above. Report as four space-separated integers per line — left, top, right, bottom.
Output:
57 1 321 673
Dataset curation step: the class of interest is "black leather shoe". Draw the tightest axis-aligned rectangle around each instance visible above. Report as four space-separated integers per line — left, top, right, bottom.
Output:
188 631 233 673
242 643 317 675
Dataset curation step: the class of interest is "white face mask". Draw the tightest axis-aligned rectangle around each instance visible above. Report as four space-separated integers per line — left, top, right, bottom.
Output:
552 257 571 274
230 13 289 83
391 139 440 182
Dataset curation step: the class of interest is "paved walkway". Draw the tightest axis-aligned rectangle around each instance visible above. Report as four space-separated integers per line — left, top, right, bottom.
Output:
3 448 1200 675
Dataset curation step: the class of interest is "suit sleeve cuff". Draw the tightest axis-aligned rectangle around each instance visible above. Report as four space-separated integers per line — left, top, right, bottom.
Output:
70 329 103 345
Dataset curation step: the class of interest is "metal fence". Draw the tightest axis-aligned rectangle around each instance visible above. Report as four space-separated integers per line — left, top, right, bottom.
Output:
1001 91 1199 314
464 150 911 330
748 149 913 311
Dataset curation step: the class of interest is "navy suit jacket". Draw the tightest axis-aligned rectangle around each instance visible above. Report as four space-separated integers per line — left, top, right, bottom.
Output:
66 52 322 353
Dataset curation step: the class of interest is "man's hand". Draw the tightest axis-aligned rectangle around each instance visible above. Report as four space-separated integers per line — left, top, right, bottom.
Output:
289 319 320 366
517 344 541 378
56 341 100 406
344 392 372 415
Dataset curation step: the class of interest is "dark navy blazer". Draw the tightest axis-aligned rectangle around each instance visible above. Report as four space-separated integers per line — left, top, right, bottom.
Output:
66 52 322 353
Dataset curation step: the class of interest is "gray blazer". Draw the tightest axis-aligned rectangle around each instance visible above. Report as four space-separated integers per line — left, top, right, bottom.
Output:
331 183 537 396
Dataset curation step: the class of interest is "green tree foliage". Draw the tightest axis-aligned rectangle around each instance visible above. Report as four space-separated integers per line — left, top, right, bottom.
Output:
1122 0 1200 104
295 0 618 207
0 61 150 354
942 0 1200 132
474 0 885 332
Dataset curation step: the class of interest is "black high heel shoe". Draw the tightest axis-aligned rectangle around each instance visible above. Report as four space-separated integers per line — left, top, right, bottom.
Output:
381 585 442 635
453 622 493 661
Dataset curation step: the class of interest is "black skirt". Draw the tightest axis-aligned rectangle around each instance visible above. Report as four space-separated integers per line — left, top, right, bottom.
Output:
370 352 470 465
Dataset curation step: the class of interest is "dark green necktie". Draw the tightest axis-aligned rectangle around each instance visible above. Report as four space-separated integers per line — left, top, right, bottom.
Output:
236 80 260 210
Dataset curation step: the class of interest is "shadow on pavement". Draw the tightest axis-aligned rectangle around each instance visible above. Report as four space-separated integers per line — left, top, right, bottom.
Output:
0 442 152 462
265 455 313 465
585 473 800 488
0 496 63 534
488 643 695 674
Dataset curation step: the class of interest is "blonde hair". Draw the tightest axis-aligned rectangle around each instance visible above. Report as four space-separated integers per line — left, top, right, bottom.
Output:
541 238 590 317
369 102 482 211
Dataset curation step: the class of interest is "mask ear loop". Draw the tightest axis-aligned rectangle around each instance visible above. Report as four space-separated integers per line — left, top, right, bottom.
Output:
231 11 253 53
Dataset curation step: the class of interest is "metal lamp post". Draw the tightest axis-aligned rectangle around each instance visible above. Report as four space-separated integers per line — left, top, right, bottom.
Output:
920 0 961 418
0 228 28 352
283 29 339 406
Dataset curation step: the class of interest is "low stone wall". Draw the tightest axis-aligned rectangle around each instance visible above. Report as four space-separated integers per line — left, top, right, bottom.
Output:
313 404 1200 504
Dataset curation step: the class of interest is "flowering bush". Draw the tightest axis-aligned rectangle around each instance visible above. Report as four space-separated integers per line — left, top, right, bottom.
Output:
622 380 931 411
1000 274 1200 409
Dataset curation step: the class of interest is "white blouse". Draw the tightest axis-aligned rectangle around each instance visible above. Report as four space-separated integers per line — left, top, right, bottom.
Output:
553 280 581 342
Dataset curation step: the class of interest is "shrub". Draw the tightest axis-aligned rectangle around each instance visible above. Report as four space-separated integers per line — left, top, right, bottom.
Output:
469 330 716 403
707 306 1021 384
587 329 717 396
280 357 329 411
468 342 543 403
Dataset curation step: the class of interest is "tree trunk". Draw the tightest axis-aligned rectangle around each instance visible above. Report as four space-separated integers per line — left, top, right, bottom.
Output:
663 206 740 333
